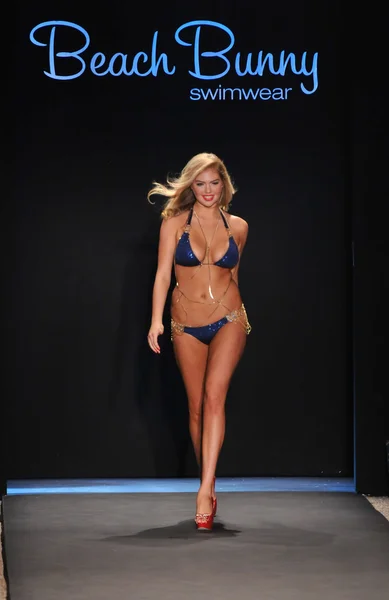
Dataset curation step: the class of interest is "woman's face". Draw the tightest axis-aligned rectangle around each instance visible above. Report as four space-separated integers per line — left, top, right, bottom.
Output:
191 167 223 209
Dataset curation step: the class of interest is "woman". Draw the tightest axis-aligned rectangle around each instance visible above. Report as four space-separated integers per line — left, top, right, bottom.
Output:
147 152 251 531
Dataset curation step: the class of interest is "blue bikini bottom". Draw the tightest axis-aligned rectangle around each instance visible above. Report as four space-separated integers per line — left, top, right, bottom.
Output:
182 317 228 345
171 305 251 346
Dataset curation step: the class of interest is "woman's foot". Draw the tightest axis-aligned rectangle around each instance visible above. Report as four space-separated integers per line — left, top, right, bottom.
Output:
199 475 217 514
196 488 213 515
195 488 214 531
195 511 214 531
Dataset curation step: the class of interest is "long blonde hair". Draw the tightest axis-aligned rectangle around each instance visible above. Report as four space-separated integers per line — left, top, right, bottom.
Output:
147 152 237 219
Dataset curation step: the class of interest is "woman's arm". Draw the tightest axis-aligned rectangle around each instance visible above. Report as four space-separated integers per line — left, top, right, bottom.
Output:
231 217 249 286
148 217 177 352
151 217 177 324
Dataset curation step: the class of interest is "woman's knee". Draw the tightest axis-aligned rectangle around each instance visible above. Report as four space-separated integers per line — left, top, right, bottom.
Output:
203 385 226 414
188 402 202 423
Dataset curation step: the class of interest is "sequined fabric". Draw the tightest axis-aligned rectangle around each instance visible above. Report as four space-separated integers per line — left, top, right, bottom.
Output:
171 303 251 343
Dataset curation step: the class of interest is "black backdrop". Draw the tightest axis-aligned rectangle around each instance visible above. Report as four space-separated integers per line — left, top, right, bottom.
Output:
350 11 388 496
6 0 355 481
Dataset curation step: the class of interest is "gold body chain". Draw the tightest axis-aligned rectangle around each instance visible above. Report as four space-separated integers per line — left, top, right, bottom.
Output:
172 208 252 339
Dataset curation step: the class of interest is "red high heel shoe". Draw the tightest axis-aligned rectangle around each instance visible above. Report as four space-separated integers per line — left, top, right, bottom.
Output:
195 512 214 531
195 488 215 531
212 497 217 517
212 477 217 516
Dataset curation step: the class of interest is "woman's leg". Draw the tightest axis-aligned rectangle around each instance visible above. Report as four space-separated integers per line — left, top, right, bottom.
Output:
196 322 247 515
173 333 209 470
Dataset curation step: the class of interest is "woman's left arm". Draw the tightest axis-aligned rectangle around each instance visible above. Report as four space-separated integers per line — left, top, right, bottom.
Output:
232 217 249 286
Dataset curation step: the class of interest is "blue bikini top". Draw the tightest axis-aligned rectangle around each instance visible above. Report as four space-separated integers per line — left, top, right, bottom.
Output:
175 207 239 269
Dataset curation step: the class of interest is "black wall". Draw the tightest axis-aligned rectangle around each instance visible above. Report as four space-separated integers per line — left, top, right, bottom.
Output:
6 0 357 483
351 12 388 495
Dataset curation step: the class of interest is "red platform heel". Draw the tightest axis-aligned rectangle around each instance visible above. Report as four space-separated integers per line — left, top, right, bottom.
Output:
195 512 214 531
212 477 217 517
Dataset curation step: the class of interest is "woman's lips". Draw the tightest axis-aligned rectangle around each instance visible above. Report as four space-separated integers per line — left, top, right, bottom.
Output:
202 195 215 201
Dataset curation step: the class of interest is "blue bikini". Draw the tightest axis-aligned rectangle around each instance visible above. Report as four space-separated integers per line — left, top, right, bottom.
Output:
171 207 249 345
175 208 239 269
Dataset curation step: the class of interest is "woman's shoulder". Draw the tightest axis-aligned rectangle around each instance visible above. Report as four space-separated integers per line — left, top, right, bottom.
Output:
225 212 249 233
160 210 190 231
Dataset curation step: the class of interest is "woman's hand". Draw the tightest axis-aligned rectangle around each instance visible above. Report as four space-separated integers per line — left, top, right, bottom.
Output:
147 322 164 354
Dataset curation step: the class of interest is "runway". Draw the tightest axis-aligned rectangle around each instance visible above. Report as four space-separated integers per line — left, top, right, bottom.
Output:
2 478 389 600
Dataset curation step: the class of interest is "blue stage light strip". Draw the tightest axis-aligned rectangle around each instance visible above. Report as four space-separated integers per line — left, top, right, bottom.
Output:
6 477 355 495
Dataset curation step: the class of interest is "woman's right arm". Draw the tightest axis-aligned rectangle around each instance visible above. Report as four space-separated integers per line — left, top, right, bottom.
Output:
147 217 177 354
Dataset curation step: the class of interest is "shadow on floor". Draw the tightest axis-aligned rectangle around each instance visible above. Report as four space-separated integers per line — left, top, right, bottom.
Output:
101 519 336 548
101 519 241 546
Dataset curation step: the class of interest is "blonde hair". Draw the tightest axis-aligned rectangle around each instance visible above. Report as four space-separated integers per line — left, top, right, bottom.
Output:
147 152 237 219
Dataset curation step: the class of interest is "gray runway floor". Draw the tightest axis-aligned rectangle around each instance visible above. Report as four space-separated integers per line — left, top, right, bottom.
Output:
3 491 389 600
